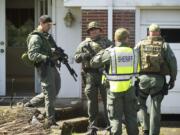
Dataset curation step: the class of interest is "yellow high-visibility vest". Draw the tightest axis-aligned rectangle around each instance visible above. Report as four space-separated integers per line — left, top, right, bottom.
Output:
106 46 138 92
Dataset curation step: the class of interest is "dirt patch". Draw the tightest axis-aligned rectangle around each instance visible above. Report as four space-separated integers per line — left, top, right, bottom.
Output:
0 106 49 135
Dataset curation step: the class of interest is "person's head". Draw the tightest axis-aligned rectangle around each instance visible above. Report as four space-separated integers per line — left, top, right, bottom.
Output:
148 23 160 37
87 21 102 39
38 15 55 32
114 28 129 43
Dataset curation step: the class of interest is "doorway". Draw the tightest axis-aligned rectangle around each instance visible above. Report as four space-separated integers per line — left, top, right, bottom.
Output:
6 0 35 96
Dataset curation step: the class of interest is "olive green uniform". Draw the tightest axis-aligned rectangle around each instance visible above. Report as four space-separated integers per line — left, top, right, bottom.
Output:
135 36 177 135
74 36 112 129
27 30 60 122
90 42 139 135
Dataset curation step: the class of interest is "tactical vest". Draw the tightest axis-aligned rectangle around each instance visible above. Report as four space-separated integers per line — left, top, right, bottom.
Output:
27 32 53 56
140 39 170 75
106 47 138 92
82 38 102 69
21 31 53 66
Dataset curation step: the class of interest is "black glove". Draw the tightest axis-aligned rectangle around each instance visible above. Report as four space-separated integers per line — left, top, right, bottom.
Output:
81 53 91 60
168 78 175 90
45 56 57 65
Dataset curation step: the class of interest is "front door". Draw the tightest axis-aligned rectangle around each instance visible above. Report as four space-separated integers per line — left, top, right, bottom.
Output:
0 0 6 96
6 0 35 96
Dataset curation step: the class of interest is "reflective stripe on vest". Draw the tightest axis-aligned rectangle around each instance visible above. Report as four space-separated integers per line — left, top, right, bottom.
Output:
106 74 132 81
107 47 136 92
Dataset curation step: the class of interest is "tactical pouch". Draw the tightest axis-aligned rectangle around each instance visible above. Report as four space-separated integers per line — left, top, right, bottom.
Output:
135 80 140 97
149 54 161 72
160 62 170 75
21 52 34 67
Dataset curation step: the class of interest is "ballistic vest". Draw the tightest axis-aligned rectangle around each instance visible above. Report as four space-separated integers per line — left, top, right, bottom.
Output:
140 38 170 75
106 47 138 92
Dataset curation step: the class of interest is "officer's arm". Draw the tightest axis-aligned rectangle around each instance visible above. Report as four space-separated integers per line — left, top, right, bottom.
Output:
74 44 83 63
133 42 141 76
164 43 177 81
105 38 114 47
90 49 110 68
28 35 47 63
74 43 88 63
74 42 92 63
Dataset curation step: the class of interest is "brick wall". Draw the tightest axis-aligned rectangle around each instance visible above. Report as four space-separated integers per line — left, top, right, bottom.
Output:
82 10 108 40
113 10 135 47
82 10 135 46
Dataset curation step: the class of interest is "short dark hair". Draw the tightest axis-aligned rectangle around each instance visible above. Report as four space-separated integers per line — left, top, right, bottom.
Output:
39 15 52 23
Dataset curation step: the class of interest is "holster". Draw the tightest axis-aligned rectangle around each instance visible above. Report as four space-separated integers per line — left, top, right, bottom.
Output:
161 82 169 95
135 80 140 97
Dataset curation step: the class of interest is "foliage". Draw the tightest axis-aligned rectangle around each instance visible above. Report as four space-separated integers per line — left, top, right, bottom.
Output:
7 19 34 47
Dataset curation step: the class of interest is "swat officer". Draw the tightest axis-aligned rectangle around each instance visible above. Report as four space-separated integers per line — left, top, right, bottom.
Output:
24 15 61 127
91 28 139 135
135 23 177 135
74 21 113 134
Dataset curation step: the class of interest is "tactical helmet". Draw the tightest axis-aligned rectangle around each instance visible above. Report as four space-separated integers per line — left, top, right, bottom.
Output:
114 28 129 41
87 21 102 33
149 23 160 32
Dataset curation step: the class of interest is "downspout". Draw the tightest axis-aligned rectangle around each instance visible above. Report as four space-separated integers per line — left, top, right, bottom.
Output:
107 0 113 41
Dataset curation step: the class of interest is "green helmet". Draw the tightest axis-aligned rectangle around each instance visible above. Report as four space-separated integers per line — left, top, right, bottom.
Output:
114 28 129 41
149 23 160 32
87 21 102 32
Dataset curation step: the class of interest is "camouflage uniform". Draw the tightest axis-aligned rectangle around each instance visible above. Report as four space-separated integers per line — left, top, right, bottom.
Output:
26 30 60 122
74 21 113 131
90 28 139 135
135 24 177 135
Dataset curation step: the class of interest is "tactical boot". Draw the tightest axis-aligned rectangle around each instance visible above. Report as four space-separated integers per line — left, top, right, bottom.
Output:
44 117 58 129
104 126 112 135
24 102 34 107
143 130 149 135
86 126 98 135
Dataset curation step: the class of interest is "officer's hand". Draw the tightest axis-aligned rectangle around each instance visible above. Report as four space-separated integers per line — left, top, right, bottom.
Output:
45 56 58 64
168 78 175 90
51 55 60 61
81 53 91 60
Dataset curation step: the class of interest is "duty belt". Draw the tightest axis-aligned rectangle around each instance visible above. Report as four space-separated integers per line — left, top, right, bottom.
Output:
83 68 99 73
140 72 163 76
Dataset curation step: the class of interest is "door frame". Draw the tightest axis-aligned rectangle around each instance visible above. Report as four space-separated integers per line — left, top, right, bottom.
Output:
0 0 6 96
34 0 55 93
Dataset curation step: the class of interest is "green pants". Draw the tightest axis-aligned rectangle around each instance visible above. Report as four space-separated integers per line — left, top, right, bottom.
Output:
107 87 139 135
138 88 164 135
138 75 164 135
29 64 60 120
84 72 109 128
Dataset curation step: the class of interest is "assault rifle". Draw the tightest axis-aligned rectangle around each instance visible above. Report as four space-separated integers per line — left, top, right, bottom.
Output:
48 35 78 81
83 42 96 57
55 47 78 81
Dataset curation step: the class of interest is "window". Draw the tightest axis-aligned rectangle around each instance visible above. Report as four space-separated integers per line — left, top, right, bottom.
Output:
161 29 180 43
